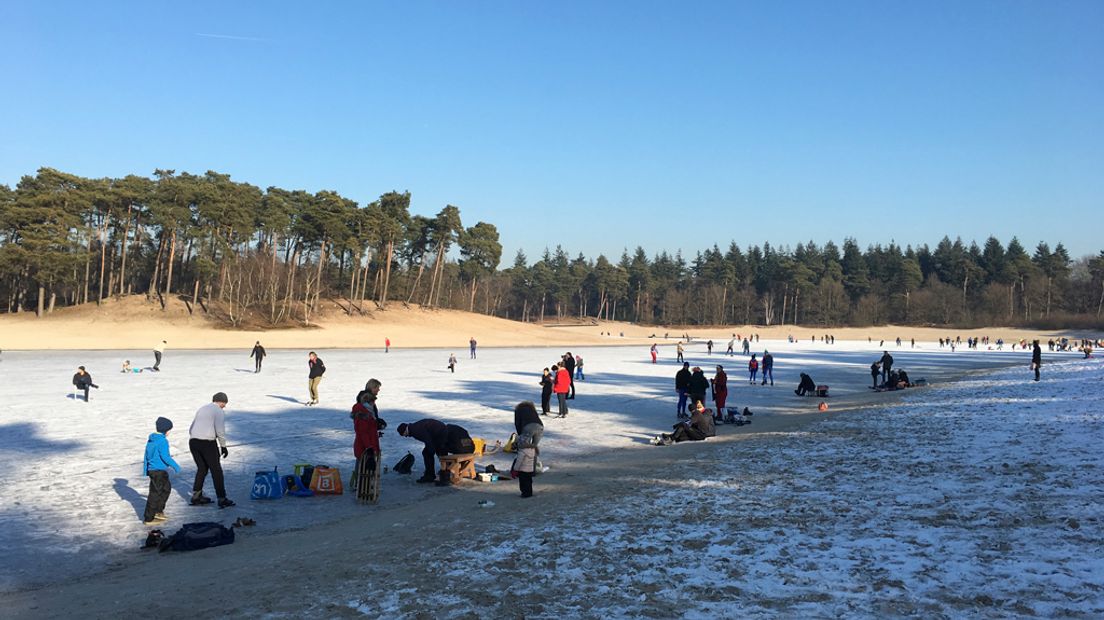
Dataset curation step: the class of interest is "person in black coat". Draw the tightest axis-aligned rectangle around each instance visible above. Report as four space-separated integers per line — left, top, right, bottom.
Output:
307 351 325 405
539 368 553 415
795 372 816 396
1031 340 1042 382
688 367 710 410
870 361 881 388
880 351 894 384
72 366 99 402
397 419 447 483
250 341 267 373
674 362 692 417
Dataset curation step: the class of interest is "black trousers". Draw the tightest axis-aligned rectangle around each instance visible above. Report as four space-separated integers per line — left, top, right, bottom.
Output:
568 374 576 398
154 350 162 370
541 390 552 414
518 471 534 497
1034 365 1040 381
421 444 436 478
254 356 263 372
189 438 227 498
144 469 171 521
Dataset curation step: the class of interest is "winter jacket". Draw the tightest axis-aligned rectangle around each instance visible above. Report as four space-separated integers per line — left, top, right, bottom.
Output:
514 446 538 473
408 419 447 452
540 373 553 395
688 371 710 396
553 368 571 394
880 352 893 369
189 402 228 447
143 432 181 475
563 355 576 374
1031 345 1042 366
352 399 384 457
691 411 716 438
748 358 759 371
308 357 326 378
712 370 728 394
251 345 267 359
72 372 94 389
762 353 773 370
674 368 692 391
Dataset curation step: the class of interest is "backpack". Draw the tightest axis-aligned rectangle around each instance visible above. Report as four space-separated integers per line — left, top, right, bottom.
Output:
158 522 235 552
294 463 314 488
250 467 286 500
309 466 344 494
282 474 314 497
393 452 415 474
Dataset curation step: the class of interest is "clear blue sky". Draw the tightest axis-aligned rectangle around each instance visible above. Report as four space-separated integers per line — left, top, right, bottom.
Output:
2 1 1101 263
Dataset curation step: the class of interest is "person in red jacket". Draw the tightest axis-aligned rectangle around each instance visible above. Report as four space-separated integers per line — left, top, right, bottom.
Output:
352 379 387 476
711 365 728 412
553 363 571 418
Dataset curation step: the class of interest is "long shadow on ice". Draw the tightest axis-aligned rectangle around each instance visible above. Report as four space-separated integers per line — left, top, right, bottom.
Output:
113 478 146 520
0 422 87 454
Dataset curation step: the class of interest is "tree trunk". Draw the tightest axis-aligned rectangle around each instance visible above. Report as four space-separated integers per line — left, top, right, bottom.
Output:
191 279 200 315
36 285 45 317
97 213 110 303
164 229 177 300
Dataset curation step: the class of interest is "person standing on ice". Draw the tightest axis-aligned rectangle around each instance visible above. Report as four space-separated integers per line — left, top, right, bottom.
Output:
188 392 234 508
1031 340 1042 382
553 363 571 417
469 337 477 359
760 350 774 386
352 379 387 487
574 354 584 381
748 354 759 384
676 342 685 363
726 338 735 356
448 353 457 373
742 338 751 355
706 340 713 355
307 351 326 405
563 352 576 399
153 340 166 371
674 362 692 418
385 337 390 353
880 351 894 385
870 361 881 388
71 366 99 402
711 365 728 412
250 341 266 373
539 367 553 415
142 416 180 525
650 344 658 363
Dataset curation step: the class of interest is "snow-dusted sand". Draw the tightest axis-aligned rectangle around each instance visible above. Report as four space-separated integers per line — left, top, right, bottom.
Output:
1 340 1099 617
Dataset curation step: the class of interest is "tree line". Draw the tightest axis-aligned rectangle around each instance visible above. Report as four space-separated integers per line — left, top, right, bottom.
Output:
1 167 1102 329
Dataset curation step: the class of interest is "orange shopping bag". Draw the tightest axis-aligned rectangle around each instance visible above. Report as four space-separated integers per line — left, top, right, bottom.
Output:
308 466 344 495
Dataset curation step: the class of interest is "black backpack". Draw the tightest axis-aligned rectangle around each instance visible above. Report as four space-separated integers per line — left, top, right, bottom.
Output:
158 522 235 552
393 452 415 474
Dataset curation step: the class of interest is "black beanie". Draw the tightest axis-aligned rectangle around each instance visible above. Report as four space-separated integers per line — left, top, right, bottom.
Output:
155 417 173 433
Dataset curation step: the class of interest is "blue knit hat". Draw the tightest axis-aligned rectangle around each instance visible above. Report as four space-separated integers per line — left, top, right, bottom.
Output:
155 417 173 433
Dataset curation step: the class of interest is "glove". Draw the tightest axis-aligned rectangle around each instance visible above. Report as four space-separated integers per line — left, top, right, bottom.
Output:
220 446 229 458
377 418 387 430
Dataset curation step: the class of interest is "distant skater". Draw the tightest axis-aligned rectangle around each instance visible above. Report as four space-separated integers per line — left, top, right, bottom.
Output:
707 340 713 355
748 354 759 384
676 342 685 363
153 340 166 371
72 366 99 402
385 337 390 353
880 351 894 384
575 354 584 381
1031 340 1042 382
726 338 735 356
448 353 457 373
307 351 326 405
250 341 266 373
650 344 658 364
469 337 477 359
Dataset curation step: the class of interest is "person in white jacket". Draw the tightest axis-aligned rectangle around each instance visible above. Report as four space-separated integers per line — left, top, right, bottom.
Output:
188 392 235 508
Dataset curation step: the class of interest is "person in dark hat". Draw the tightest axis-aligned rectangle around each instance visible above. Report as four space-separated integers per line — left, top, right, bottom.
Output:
142 416 180 524
72 366 99 402
250 341 267 373
688 367 709 410
674 362 692 418
188 392 234 508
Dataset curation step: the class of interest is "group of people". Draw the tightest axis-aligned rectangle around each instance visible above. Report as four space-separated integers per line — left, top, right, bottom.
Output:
540 353 577 417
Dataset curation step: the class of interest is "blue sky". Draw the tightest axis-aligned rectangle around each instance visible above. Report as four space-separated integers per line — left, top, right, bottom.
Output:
2 1 1101 263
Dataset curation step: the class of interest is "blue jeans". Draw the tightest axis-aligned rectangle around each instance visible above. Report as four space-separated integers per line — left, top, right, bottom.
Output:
676 389 688 413
761 367 773 384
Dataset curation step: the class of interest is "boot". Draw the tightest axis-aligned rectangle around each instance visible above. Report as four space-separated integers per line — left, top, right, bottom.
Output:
190 491 213 506
217 497 236 509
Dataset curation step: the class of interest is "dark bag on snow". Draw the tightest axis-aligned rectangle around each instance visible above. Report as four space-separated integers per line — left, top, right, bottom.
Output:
158 522 235 552
393 452 415 474
282 474 314 497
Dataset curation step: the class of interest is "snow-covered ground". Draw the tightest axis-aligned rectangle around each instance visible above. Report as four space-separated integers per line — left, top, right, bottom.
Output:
0 338 1084 603
335 355 1104 618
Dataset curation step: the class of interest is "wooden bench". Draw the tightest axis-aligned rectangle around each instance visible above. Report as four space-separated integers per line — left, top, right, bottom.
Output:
437 453 477 484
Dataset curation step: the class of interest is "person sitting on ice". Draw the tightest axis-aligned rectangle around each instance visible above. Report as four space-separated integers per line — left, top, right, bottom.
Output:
896 369 911 388
795 372 816 396
654 401 716 445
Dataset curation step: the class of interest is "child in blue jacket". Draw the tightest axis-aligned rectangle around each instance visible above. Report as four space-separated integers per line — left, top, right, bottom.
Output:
143 417 181 525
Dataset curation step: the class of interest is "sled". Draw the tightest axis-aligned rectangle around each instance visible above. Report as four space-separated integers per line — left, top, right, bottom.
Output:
355 450 381 504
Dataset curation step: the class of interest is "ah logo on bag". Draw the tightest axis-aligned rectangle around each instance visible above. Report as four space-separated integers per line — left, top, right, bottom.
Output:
308 466 344 495
250 466 286 500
